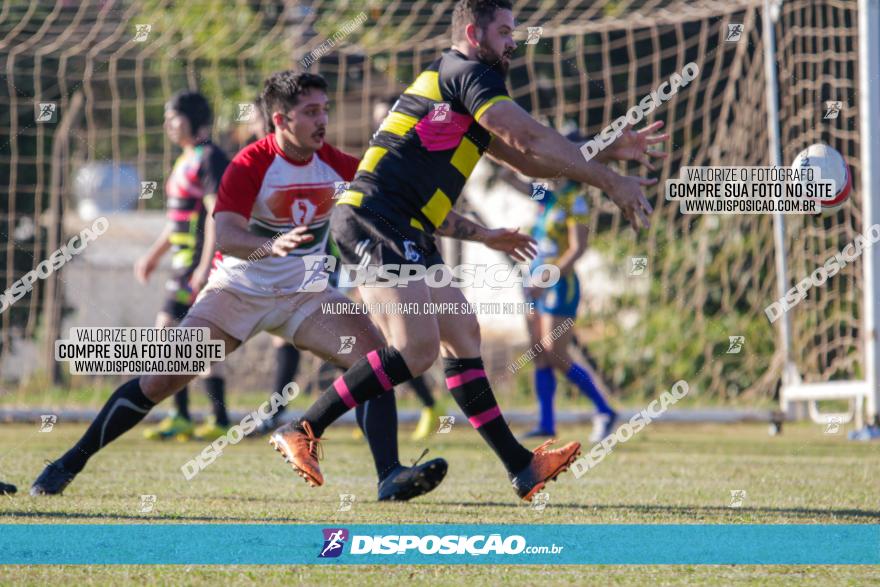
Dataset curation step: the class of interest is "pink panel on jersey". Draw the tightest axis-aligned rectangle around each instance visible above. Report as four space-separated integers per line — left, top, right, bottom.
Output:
414 110 474 151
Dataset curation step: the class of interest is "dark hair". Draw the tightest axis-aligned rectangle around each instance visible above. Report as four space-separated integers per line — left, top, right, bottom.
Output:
165 90 212 132
261 71 329 123
253 94 274 134
451 0 513 43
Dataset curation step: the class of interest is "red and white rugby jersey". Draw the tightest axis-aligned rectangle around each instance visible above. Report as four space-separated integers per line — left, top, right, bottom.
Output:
213 134 358 296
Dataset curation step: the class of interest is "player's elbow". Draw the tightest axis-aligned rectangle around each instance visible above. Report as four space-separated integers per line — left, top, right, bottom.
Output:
482 111 538 157
505 127 539 158
214 232 231 254
213 221 237 254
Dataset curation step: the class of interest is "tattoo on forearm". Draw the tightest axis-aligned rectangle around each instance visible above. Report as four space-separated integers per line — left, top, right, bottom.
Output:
439 215 479 241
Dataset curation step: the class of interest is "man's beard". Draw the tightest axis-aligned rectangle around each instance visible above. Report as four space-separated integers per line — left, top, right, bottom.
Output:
476 42 510 76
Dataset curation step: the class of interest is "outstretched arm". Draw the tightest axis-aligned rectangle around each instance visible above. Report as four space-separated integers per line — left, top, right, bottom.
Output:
435 209 485 242
215 211 314 260
436 210 536 263
479 100 659 230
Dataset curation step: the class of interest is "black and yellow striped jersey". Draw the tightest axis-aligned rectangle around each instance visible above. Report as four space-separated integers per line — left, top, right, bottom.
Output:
338 48 512 233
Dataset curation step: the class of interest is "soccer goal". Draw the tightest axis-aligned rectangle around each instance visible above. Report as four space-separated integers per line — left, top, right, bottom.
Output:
765 0 880 435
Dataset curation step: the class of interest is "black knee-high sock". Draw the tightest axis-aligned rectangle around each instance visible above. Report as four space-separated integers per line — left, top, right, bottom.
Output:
203 377 229 426
272 344 300 418
173 387 190 421
406 375 435 408
443 357 532 474
300 347 412 437
58 378 155 474
355 391 401 481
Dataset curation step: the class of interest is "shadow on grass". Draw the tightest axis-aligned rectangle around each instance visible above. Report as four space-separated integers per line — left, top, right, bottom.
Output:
426 501 880 520
3 502 877 523
0 510 304 522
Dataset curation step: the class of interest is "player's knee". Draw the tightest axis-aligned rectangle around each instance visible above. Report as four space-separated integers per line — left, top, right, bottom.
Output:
542 340 565 363
399 337 440 375
547 352 571 373
443 314 481 356
358 324 387 350
140 374 188 402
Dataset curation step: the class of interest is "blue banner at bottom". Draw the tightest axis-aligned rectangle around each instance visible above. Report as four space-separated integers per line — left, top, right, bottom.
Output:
0 524 877 565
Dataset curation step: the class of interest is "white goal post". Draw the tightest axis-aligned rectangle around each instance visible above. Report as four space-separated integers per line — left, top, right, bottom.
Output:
771 0 880 432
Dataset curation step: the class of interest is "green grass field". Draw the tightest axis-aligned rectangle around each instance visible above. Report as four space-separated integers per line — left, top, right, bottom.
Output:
0 420 877 585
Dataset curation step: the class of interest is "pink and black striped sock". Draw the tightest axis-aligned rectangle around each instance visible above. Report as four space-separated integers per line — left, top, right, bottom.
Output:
299 347 412 437
444 357 533 474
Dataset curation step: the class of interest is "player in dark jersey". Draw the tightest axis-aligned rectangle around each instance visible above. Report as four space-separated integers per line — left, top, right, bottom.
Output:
368 97 441 442
271 0 667 502
136 90 231 442
0 480 14 495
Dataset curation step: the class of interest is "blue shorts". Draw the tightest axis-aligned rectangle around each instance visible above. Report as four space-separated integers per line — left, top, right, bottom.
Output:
532 272 580 317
